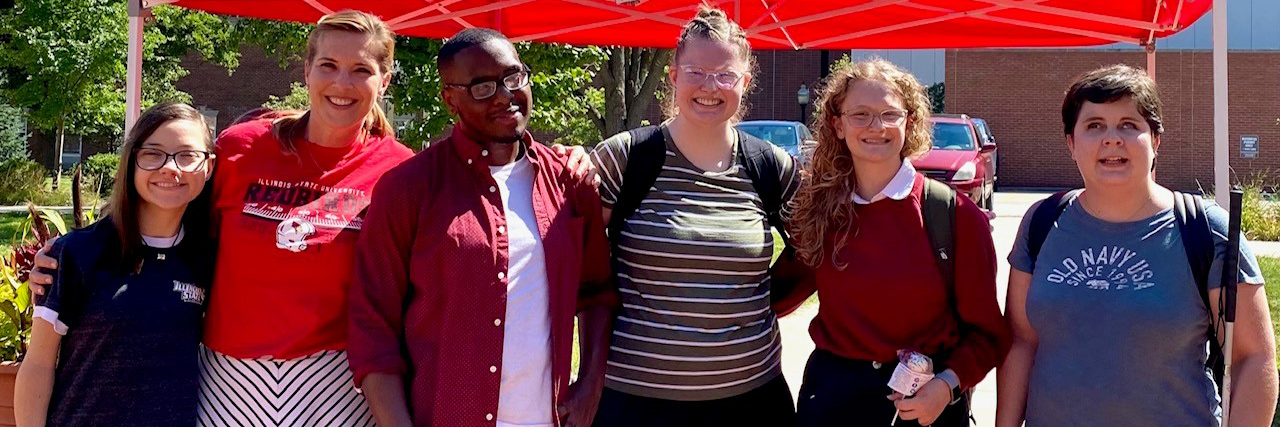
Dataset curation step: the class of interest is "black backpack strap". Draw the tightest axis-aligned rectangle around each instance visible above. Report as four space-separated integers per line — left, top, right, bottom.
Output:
1173 191 1224 385
1027 189 1079 266
735 130 790 248
607 125 668 244
920 179 956 289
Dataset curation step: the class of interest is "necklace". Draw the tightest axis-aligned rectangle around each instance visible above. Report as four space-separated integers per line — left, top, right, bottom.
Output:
1078 190 1154 222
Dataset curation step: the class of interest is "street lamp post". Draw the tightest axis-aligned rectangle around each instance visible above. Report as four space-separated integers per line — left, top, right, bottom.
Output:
797 84 810 123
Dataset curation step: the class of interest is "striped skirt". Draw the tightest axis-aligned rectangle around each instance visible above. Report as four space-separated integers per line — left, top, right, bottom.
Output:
196 345 376 426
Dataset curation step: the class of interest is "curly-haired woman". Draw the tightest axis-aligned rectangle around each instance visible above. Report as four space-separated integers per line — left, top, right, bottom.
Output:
773 58 1009 427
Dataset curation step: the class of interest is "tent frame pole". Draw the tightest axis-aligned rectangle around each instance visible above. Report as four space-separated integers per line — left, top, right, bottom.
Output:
125 0 145 137
1213 0 1229 209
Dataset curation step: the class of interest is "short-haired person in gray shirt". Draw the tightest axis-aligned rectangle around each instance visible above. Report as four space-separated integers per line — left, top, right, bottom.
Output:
995 64 1277 427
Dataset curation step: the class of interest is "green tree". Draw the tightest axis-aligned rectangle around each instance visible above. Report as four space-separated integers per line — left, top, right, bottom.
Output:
928 82 944 113
0 1 243 187
0 0 126 184
264 82 311 111
0 104 27 161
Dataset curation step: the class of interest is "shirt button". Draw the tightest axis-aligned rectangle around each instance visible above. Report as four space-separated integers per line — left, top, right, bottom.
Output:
494 318 502 326
498 272 506 280
497 225 506 234
489 186 497 193
467 159 473 165
481 150 489 157
486 413 494 421
490 365 498 373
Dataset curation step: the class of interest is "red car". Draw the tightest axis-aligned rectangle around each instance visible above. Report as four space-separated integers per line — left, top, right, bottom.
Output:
914 114 997 211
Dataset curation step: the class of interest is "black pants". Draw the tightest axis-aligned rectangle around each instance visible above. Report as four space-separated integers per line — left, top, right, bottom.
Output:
591 375 796 427
796 350 970 427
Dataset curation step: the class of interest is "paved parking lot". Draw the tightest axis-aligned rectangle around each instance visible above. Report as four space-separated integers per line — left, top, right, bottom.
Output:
777 191 1052 427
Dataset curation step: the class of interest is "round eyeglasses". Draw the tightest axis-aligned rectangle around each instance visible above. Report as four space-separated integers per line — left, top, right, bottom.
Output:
134 148 212 172
679 66 745 90
841 109 909 128
444 66 532 100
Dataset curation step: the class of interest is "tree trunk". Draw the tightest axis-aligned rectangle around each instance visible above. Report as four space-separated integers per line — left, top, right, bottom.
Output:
53 118 64 191
593 47 672 139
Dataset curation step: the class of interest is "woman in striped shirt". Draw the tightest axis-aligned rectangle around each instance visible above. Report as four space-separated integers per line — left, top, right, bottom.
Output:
588 6 801 427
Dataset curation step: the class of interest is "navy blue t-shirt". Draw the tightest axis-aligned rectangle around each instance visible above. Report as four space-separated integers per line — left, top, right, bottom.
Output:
34 220 211 427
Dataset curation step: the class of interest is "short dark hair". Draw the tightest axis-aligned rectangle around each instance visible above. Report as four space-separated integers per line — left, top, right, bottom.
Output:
437 28 508 71
1062 64 1164 136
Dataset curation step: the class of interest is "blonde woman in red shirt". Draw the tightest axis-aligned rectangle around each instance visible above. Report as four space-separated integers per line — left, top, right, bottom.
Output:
774 58 1009 427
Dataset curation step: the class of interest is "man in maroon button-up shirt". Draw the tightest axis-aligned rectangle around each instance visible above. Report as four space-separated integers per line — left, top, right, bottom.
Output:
348 29 615 427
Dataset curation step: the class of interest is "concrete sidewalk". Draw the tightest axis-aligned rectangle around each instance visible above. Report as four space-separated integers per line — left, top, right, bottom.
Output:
776 191 1053 427
1253 241 1280 258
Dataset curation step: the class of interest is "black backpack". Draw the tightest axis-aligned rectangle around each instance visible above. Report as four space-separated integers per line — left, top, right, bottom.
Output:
1024 190 1225 385
606 125 790 251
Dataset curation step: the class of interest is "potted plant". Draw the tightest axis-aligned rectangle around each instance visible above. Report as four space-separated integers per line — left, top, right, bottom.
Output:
0 203 66 427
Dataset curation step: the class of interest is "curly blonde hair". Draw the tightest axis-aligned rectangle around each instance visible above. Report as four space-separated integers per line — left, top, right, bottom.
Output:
788 58 932 269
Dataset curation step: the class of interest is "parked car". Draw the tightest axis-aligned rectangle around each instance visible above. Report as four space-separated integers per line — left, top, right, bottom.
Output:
915 114 997 211
971 117 997 180
735 120 816 166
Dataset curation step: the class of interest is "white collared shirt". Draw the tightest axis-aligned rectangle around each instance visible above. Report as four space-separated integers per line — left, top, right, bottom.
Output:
851 160 917 204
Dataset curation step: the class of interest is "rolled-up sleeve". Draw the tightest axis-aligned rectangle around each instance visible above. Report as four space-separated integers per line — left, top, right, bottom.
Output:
348 166 419 387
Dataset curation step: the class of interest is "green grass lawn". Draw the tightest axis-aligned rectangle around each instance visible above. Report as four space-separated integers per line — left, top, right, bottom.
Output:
0 212 27 243
0 211 83 256
1262 257 1280 362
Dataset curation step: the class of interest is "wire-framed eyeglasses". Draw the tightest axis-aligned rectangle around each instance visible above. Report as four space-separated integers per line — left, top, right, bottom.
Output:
841 109 909 128
679 66 745 90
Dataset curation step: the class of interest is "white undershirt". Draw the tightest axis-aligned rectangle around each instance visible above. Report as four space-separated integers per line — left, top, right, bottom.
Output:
490 153 555 427
141 227 184 248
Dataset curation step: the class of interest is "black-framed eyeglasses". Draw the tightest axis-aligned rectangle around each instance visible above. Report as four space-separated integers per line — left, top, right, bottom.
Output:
443 65 532 100
133 148 213 172
841 109 910 128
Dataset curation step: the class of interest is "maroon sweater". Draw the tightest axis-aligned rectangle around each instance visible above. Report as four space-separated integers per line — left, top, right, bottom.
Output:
777 175 1009 387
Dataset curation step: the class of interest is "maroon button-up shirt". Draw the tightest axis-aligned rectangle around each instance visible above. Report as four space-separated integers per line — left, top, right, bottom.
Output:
347 125 614 427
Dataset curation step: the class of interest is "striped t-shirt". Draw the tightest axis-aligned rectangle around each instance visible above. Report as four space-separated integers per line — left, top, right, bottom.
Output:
590 127 800 401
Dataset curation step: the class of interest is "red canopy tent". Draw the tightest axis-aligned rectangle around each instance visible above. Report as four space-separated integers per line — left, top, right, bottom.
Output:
123 0 1231 208
151 0 1207 49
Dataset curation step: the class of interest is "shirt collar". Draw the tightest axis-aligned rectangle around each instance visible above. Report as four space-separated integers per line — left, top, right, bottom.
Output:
851 159 916 204
448 121 540 171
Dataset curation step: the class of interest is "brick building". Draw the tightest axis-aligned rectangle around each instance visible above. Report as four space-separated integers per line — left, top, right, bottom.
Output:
946 49 1279 192
24 45 303 171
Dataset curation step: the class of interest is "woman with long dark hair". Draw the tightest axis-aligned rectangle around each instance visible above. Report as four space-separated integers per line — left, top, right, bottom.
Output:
16 102 217 426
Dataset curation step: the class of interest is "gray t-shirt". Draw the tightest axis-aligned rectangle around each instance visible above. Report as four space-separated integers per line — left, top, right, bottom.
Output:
1009 194 1265 427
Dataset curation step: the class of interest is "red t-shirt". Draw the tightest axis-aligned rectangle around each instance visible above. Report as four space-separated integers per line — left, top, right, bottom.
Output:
203 119 414 359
